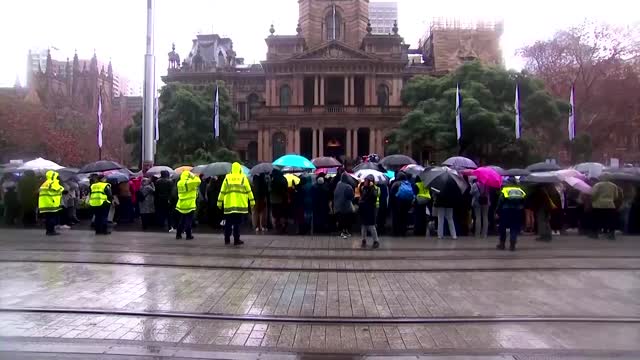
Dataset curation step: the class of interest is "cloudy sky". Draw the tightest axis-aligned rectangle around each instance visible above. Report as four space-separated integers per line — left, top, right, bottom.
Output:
1 0 637 90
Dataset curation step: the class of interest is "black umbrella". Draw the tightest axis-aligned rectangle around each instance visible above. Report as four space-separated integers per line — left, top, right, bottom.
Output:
79 160 125 174
353 162 386 172
420 167 468 199
312 156 342 168
57 167 79 182
503 168 531 177
380 154 416 168
526 162 561 173
200 162 233 177
251 162 274 176
521 172 561 184
600 172 640 182
443 156 477 169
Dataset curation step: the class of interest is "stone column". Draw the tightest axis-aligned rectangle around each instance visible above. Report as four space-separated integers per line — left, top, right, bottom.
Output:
318 128 324 157
314 76 319 106
271 79 277 107
376 129 384 156
320 77 325 106
294 128 301 154
369 128 376 155
265 80 271 107
344 77 349 106
346 129 352 159
350 76 355 106
353 128 359 158
312 128 318 158
257 129 264 162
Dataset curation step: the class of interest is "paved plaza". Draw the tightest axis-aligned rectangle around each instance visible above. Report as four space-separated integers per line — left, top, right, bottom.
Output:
0 228 639 359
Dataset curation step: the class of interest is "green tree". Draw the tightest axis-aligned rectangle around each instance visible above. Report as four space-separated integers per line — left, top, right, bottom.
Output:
390 62 568 167
124 82 239 167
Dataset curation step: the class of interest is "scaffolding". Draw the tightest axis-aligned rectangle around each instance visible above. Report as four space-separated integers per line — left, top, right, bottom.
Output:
420 17 504 46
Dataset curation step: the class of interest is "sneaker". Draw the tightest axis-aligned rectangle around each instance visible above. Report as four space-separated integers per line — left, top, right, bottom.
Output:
346 232 352 238
234 240 245 246
169 228 175 233
341 233 348 239
186 236 194 240
496 244 506 250
60 225 71 230
372 241 380 249
175 235 182 240
255 227 260 232
361 239 367 248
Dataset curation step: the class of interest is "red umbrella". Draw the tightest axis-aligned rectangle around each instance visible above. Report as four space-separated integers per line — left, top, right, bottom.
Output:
472 167 502 188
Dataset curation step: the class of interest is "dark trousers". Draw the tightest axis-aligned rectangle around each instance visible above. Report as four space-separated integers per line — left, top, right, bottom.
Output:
155 202 169 229
336 212 352 233
93 204 110 234
414 202 428 236
594 208 617 237
141 213 154 230
499 208 522 246
43 212 58 234
176 211 194 238
392 201 411 236
224 213 243 243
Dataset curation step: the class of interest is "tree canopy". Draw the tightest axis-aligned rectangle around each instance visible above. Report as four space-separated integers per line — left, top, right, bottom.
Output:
124 82 240 167
389 61 569 167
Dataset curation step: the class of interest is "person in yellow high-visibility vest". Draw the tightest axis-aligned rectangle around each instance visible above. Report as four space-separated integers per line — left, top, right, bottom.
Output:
414 177 432 236
89 175 113 235
175 170 201 240
38 170 64 236
496 178 527 251
218 162 255 245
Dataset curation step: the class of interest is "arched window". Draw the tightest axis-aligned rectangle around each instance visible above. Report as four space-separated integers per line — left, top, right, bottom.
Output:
279 85 291 108
217 50 225 67
247 93 260 120
377 84 389 109
325 7 342 40
272 132 287 160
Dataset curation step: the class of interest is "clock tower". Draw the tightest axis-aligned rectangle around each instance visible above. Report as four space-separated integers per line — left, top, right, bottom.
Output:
298 0 370 48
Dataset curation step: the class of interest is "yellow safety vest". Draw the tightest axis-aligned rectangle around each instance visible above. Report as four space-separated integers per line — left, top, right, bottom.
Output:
217 163 255 214
176 172 201 214
374 185 380 208
89 182 111 207
501 186 526 199
416 182 431 200
38 170 64 213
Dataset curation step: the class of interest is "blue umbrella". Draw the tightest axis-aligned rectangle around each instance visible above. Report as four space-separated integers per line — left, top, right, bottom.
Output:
106 172 129 183
273 154 316 170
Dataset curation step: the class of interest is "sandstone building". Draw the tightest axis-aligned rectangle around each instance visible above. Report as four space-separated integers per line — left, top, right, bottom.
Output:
163 0 503 164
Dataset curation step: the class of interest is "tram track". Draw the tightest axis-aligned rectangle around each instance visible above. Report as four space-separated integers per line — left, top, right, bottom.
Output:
2 306 639 325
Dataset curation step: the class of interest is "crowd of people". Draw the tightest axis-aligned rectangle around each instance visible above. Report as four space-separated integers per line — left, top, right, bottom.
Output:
1 159 640 251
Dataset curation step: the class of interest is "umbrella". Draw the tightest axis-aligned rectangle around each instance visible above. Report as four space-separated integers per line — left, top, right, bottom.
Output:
250 162 274 176
419 167 468 199
355 169 389 184
442 156 477 169
146 166 176 178
487 165 505 175
312 156 342 168
600 172 640 182
526 162 561 173
174 166 193 175
192 165 207 175
471 167 502 188
105 171 129 183
400 164 426 178
273 154 315 169
79 160 125 174
56 167 79 182
199 162 250 178
554 169 586 181
284 173 300 187
380 154 416 168
315 167 339 176
573 162 605 178
521 172 561 184
503 168 531 177
18 157 63 172
565 176 592 194
353 162 386 172
386 170 395 181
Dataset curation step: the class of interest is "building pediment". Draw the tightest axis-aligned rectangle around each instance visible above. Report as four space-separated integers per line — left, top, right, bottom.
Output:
291 41 379 61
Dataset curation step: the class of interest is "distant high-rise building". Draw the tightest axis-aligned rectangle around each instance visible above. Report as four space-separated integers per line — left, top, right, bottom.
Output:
369 1 398 35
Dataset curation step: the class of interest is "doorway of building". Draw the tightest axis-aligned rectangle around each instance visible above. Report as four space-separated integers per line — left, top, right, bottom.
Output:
324 77 345 106
323 128 346 159
300 128 313 159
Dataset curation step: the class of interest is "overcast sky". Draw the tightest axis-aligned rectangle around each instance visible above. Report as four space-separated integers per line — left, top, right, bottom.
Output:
1 0 637 90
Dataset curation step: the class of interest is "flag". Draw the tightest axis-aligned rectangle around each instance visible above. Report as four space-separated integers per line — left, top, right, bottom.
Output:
568 86 576 140
455 83 462 140
213 85 220 138
514 84 521 139
97 87 103 148
154 97 159 141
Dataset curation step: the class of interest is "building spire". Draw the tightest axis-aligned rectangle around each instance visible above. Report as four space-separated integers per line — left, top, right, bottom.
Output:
45 48 53 75
73 49 79 73
107 59 113 79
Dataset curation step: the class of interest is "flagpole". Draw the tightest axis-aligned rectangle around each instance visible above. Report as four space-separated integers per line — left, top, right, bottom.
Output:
142 0 156 171
97 85 103 160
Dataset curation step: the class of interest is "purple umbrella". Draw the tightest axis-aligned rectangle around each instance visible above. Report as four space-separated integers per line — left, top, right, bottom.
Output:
443 156 477 169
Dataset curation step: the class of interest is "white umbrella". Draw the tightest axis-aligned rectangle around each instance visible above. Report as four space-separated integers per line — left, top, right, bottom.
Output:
18 157 63 172
355 169 389 184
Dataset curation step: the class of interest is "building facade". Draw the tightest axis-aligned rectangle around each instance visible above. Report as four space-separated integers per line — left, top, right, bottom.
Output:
368 2 398 35
163 0 503 164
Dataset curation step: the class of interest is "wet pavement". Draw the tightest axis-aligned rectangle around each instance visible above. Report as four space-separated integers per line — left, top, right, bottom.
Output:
0 228 639 357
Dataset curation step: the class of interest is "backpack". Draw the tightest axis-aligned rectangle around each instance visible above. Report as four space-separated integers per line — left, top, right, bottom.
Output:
396 181 414 201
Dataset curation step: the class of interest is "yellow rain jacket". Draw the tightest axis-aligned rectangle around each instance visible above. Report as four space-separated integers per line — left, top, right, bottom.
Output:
217 162 255 214
38 170 64 213
176 171 201 214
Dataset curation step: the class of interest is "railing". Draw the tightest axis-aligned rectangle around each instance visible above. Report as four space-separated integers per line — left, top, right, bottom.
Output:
256 105 406 116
